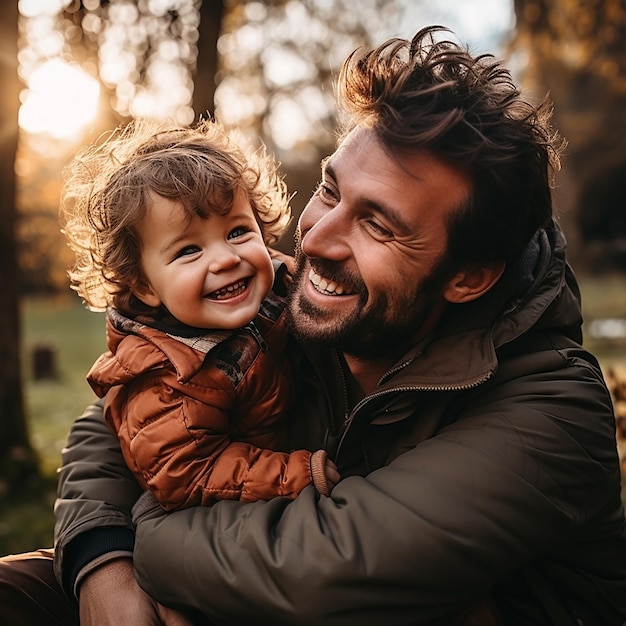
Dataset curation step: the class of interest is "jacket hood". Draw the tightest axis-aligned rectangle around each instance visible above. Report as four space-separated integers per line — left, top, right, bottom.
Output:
87 309 233 397
379 220 582 391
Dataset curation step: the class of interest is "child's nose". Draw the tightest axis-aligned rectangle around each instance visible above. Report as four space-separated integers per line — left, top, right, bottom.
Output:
208 249 241 274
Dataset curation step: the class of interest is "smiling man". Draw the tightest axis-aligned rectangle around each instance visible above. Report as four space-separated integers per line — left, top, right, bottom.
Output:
2 25 626 626
288 128 480 379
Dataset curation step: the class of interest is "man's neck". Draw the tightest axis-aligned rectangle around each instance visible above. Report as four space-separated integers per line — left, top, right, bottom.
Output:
343 354 394 398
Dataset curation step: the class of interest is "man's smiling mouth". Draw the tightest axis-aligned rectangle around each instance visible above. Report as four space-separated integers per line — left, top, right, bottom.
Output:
207 278 248 300
309 269 351 295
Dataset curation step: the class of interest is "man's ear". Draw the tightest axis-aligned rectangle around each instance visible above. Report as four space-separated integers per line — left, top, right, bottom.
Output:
131 282 161 308
442 261 505 304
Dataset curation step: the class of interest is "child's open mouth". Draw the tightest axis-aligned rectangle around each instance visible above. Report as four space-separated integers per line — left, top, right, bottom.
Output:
207 278 248 300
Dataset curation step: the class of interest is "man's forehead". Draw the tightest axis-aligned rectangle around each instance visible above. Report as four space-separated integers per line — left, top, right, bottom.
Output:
321 128 382 177
322 127 427 187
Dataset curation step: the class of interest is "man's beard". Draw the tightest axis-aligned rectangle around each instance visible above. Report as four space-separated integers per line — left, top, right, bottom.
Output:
287 247 454 362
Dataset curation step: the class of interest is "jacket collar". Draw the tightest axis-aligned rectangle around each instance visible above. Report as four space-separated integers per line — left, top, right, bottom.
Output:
376 220 581 391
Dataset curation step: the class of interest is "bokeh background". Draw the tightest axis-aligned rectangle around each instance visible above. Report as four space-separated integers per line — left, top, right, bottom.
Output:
0 0 624 553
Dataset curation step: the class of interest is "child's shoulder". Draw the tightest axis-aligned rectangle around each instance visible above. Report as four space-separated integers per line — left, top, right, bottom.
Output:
259 288 288 322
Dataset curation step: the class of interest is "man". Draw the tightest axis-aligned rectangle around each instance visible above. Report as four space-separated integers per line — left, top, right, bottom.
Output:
2 25 626 625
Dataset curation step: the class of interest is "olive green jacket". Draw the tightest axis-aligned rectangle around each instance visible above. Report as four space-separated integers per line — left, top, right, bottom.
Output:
54 222 626 625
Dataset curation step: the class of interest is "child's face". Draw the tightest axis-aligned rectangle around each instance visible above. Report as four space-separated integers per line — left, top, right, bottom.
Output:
135 188 275 330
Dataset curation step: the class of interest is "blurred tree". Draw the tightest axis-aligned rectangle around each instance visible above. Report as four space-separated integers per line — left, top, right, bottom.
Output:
193 0 225 117
0 1 39 489
16 137 77 295
217 0 401 160
57 0 200 124
511 0 626 272
58 0 124 132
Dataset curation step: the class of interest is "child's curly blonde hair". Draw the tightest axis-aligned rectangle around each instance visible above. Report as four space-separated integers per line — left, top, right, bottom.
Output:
60 118 291 314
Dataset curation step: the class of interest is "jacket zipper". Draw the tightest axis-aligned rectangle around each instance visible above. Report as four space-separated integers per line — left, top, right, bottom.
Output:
322 351 352 457
335 369 495 459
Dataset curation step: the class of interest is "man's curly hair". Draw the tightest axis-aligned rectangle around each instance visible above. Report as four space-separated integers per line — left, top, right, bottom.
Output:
60 118 291 314
336 25 566 267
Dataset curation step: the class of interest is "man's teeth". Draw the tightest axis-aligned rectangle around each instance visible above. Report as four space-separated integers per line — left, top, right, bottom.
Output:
209 279 246 300
309 269 345 295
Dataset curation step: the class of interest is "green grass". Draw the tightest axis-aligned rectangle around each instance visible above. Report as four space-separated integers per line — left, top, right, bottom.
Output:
0 295 105 555
20 296 106 477
1 275 625 556
579 273 626 369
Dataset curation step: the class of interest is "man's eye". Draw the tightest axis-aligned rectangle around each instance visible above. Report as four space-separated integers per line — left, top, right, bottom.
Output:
317 181 339 202
366 220 393 238
228 226 251 240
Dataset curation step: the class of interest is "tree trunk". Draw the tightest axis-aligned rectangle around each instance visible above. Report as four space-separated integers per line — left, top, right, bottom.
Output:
0 3 38 489
511 0 626 273
193 0 225 119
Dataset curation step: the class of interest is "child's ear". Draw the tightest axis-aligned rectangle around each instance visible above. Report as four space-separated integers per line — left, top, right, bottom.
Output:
442 261 505 304
131 283 161 308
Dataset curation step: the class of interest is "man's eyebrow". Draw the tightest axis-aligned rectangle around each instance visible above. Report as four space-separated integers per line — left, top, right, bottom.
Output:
322 158 412 234
320 156 331 176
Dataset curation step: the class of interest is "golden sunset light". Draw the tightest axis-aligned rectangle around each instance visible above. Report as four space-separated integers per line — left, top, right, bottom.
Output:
19 58 100 139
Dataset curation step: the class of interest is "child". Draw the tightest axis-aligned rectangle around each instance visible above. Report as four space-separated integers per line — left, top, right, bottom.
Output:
60 118 339 511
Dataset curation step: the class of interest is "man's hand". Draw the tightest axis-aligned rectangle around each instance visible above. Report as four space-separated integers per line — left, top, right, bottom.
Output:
78 558 196 626
324 457 340 488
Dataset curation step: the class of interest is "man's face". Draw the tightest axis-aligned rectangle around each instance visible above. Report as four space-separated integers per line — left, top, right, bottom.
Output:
288 126 472 361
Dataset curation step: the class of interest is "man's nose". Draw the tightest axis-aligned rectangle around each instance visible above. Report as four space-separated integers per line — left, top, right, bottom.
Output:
299 202 351 260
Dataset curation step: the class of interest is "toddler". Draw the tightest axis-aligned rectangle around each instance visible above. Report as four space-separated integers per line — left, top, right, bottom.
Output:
60 118 339 510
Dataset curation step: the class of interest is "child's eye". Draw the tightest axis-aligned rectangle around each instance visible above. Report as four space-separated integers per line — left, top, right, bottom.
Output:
174 245 201 259
228 226 251 240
